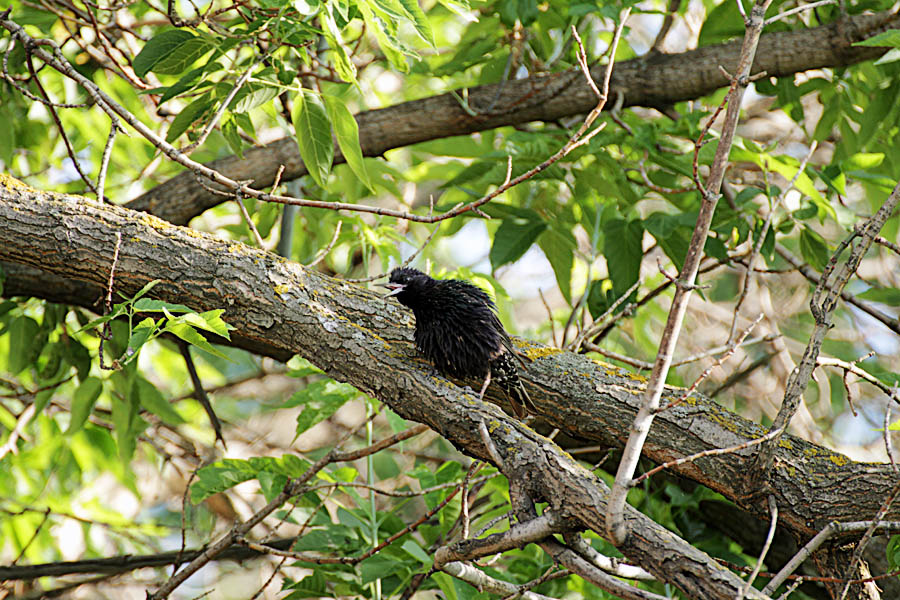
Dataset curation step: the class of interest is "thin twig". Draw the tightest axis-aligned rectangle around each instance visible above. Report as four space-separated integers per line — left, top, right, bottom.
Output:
886 395 897 471
739 495 778 599
181 53 268 154
538 288 559 347
99 232 123 370
306 221 343 268
728 141 817 343
235 190 266 248
479 419 505 471
764 0 836 24
838 479 900 600
660 314 764 411
96 119 123 203
632 427 784 485
763 519 900 595
752 184 900 486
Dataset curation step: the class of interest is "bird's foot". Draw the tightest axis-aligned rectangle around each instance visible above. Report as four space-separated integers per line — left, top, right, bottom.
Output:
461 385 478 397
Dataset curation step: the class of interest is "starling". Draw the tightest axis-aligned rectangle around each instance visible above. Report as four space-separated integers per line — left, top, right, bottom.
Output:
381 267 536 418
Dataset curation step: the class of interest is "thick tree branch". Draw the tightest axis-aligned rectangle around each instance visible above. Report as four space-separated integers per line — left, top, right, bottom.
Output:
2 178 899 536
125 11 900 225
1 180 899 590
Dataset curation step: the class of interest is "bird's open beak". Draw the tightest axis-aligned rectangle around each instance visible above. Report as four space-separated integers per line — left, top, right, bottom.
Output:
379 282 406 297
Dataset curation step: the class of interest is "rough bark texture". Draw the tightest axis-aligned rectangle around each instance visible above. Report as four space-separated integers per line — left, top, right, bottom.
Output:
2 179 898 599
126 11 900 226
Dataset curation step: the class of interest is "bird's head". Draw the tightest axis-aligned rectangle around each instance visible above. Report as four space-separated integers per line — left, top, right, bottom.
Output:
380 267 433 305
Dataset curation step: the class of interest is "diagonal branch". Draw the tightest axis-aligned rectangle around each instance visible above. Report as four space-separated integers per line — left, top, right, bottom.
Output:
2 179 899 543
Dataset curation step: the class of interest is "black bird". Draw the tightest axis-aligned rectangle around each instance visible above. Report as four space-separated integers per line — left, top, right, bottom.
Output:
381 267 536 418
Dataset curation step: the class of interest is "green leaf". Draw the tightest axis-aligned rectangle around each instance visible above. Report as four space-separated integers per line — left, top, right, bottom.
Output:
136 376 185 425
158 64 212 104
292 90 334 187
320 11 358 84
322 94 372 190
284 571 327 599
111 378 144 462
39 341 64 379
357 0 411 71
166 94 214 142
857 287 900 305
489 217 546 269
361 555 406 584
843 152 884 170
176 310 232 339
64 338 92 381
853 29 900 48
644 212 691 267
887 535 900 570
162 319 229 360
221 117 244 157
133 30 213 77
434 37 498 76
397 0 435 46
537 227 575 304
0 107 14 165
287 355 325 377
799 228 830 272
67 376 103 434
8 316 41 374
603 219 644 298
257 471 289 502
126 318 157 363
289 380 357 435
191 459 259 502
231 81 281 112
401 539 431 564
133 298 191 313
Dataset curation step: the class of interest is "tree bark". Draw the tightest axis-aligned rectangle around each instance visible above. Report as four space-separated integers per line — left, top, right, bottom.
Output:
2 179 898 599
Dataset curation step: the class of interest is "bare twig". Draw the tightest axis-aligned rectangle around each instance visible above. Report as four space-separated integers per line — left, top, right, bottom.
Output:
631 427 784 485
660 315 764 411
764 0 836 25
235 190 266 248
775 243 899 335
306 221 343 268
479 419 505 471
563 533 656 581
96 119 123 202
181 53 268 154
871 233 900 256
729 141 817 343
538 288 559 347
99 232 123 370
838 479 900 600
440 561 556 600
178 341 226 448
751 183 900 487
816 354 900 404
569 279 640 351
606 0 776 545
886 395 897 471
0 403 36 460
650 0 682 52
739 495 778 599
763 518 900 595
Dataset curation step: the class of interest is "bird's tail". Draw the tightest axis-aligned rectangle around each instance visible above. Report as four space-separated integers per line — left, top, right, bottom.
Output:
507 380 537 419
